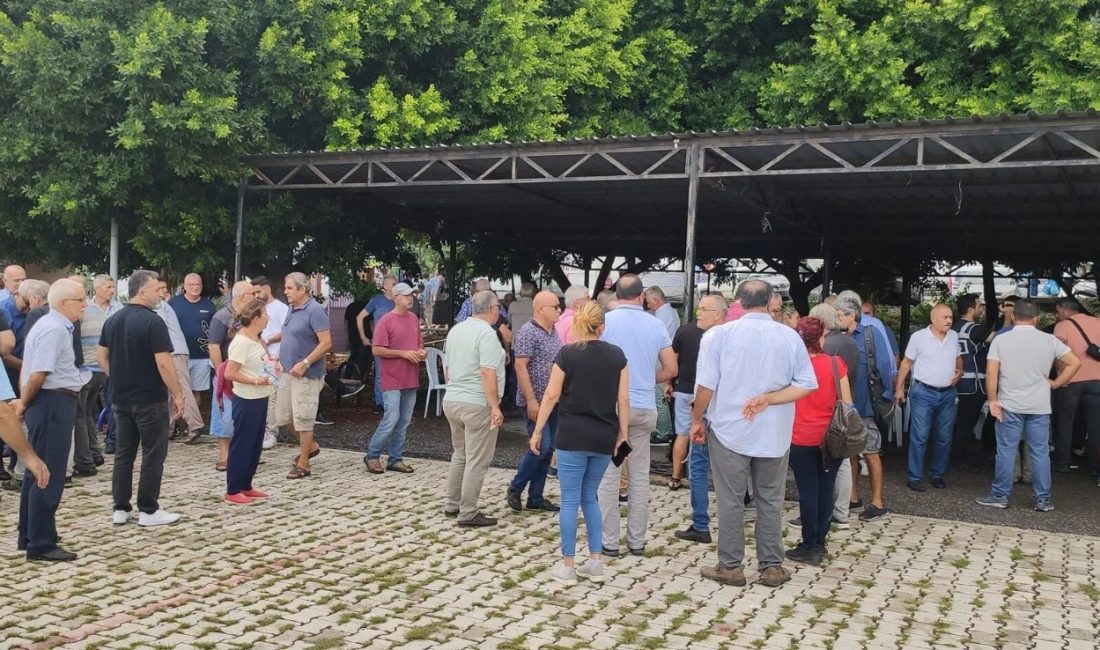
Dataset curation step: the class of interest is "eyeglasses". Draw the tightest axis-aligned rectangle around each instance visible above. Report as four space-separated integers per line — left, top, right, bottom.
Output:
541 305 562 311
696 307 720 313
769 309 782 315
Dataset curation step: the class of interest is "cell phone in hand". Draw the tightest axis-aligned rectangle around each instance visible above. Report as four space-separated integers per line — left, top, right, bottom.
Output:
612 441 632 467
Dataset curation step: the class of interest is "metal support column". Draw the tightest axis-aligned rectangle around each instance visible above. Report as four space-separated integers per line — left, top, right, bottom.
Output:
900 269 913 349
820 238 832 298
109 216 119 280
682 145 701 317
448 239 458 327
234 180 245 281
981 259 998 328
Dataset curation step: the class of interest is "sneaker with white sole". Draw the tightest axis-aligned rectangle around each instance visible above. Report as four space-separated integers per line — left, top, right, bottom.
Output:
576 561 606 583
975 495 1008 509
138 510 181 527
548 564 577 585
262 433 277 450
112 510 131 525
830 517 850 530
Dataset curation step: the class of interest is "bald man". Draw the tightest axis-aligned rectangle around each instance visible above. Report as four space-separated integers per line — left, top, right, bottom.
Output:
204 280 254 467
0 264 27 303
894 304 963 491
507 291 564 512
168 273 216 407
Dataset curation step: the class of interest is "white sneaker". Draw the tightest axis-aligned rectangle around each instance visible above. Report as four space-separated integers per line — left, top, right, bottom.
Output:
262 433 277 450
548 564 577 585
112 510 131 525
138 510 181 527
576 561 606 583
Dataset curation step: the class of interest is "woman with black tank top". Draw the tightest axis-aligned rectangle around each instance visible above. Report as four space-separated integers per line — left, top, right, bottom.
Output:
530 301 629 585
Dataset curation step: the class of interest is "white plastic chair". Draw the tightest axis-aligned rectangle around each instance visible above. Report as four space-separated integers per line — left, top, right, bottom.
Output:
423 347 448 417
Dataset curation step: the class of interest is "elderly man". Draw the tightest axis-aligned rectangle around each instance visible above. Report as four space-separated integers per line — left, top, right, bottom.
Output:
507 290 563 512
75 277 109 477
254 276 289 449
556 285 589 344
0 264 27 303
672 293 727 543
168 273 216 404
278 273 332 479
2 279 49 398
364 282 424 474
88 274 123 318
509 282 537 332
99 270 185 528
358 276 397 410
894 304 962 491
645 286 680 339
691 280 816 587
598 274 677 556
154 277 203 441
443 290 507 527
422 267 446 325
978 300 1080 511
17 279 90 560
204 279 254 465
836 292 895 522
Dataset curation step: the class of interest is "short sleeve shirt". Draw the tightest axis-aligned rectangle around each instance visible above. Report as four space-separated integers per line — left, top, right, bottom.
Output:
208 307 234 358
21 309 90 392
600 305 672 409
280 299 330 379
987 326 1071 414
168 295 215 359
512 319 562 406
374 310 422 391
555 341 627 454
671 323 704 394
262 299 290 358
904 327 961 388
99 304 174 405
443 318 506 406
227 335 274 400
365 295 395 335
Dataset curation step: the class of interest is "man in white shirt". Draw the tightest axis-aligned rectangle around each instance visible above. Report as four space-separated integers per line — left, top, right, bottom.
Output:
977 299 1080 512
894 304 962 492
254 276 289 450
690 280 816 588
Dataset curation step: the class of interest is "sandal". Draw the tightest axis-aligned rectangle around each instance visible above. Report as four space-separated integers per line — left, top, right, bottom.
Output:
668 477 683 490
216 462 227 472
292 446 321 466
185 431 204 445
286 466 312 480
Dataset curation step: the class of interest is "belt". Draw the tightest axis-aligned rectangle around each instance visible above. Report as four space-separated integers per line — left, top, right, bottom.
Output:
915 380 953 393
47 388 79 398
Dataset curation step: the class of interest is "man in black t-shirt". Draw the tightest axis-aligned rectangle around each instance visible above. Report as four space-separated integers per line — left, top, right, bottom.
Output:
97 270 184 528
670 293 727 544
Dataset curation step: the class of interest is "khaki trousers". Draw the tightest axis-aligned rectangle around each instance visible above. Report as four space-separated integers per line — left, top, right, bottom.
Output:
444 401 500 521
170 355 204 432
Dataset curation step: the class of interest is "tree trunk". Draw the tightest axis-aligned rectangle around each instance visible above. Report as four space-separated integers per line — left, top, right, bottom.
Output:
540 252 571 292
982 260 999 328
592 254 615 298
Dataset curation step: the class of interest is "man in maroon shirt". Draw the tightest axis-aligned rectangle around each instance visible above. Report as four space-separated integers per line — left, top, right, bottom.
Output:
363 283 426 474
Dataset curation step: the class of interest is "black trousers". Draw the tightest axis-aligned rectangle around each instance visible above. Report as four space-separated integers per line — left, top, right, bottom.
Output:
952 393 987 466
112 401 170 514
1053 381 1100 469
18 390 77 554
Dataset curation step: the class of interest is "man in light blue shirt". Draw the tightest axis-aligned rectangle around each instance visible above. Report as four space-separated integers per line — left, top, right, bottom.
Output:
690 279 816 588
597 274 676 556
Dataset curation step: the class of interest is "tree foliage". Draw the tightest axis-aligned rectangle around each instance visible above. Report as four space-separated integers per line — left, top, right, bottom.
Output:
1 0 1099 277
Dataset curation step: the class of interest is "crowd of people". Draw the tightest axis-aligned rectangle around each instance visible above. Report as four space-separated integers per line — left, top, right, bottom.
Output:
0 262 1097 584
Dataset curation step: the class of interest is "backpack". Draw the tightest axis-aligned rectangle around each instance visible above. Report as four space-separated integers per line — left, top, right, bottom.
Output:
823 357 867 460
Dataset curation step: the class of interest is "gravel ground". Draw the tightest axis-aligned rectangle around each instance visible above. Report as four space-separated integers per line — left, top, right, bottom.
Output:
284 393 1100 538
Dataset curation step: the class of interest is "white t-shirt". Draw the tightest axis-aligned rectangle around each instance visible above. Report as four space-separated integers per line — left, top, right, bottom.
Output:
987 326 1071 414
904 327 960 388
263 299 290 358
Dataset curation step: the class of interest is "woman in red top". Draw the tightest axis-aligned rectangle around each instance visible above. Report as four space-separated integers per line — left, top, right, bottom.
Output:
788 317 853 566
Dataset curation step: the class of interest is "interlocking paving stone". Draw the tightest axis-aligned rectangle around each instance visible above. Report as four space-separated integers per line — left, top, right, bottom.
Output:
1 444 1099 649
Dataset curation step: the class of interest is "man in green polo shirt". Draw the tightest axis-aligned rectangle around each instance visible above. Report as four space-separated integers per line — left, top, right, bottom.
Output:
443 289 506 527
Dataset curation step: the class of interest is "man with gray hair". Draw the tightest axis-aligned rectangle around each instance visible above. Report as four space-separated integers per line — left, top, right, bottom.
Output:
556 285 590 344
278 272 332 479
835 291 895 522
443 290 507 527
2 279 49 398
16 279 90 560
598 273 677 556
88 274 123 318
0 264 27 303
691 280 816 587
98 270 184 528
644 286 680 339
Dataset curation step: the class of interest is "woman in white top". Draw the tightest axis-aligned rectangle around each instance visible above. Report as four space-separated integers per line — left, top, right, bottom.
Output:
224 299 275 505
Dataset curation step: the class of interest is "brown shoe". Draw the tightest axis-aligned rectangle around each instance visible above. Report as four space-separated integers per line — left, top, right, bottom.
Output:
387 461 413 473
700 564 746 586
457 512 497 527
760 565 791 587
364 458 385 474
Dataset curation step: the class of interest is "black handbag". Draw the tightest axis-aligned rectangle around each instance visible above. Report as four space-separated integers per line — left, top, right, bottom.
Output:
863 327 896 429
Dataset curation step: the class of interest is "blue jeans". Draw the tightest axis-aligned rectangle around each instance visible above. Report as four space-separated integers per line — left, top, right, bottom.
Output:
366 389 416 464
373 355 383 407
556 449 610 557
509 410 558 506
992 410 1052 502
907 383 957 482
688 439 711 532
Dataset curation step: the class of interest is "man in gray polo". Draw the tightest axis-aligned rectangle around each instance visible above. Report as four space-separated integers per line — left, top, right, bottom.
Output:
598 274 677 556
691 280 816 588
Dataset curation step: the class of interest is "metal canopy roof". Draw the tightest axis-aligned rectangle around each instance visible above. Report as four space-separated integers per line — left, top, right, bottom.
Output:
243 110 1100 265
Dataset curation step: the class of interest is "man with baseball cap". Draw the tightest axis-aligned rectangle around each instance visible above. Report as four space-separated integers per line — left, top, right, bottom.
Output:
364 282 425 474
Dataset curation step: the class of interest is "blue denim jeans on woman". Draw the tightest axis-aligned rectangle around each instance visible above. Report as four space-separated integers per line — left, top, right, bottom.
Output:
509 410 558 506
906 382 958 483
366 389 417 465
991 410 1052 503
556 449 610 557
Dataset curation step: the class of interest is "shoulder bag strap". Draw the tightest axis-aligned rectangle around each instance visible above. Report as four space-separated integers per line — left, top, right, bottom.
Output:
863 327 881 383
830 355 842 405
1067 317 1095 346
